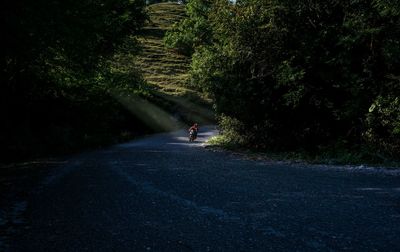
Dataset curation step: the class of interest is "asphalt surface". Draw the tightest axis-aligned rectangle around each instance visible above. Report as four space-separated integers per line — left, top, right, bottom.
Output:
2 126 400 251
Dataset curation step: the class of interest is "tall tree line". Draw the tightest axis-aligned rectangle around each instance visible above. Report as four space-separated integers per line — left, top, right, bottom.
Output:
166 0 400 160
1 0 147 161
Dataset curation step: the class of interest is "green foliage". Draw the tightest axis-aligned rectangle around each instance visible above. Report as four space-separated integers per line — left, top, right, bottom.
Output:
168 0 400 159
1 0 148 162
164 0 212 55
365 95 400 157
217 115 247 146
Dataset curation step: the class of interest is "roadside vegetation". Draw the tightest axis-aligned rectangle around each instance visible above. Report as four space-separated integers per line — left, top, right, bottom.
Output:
1 1 213 164
1 0 151 163
2 0 399 165
165 0 400 164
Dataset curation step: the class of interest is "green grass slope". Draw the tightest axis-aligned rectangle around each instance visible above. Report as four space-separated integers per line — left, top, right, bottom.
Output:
136 2 214 125
138 2 190 92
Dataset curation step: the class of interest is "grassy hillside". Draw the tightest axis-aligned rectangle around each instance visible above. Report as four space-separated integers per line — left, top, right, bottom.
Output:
136 2 214 125
138 3 189 90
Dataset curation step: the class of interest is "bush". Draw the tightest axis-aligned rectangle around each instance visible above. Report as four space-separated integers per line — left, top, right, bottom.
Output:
365 95 400 158
167 0 400 159
0 0 148 162
164 0 212 55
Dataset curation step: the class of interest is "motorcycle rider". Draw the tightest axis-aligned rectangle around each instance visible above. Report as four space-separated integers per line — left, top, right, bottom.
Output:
188 123 199 140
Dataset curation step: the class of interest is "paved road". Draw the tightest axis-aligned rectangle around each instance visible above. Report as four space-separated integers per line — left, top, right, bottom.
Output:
4 127 400 251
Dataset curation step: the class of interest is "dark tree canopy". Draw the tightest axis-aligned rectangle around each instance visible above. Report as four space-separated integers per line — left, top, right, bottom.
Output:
167 0 400 159
1 0 147 161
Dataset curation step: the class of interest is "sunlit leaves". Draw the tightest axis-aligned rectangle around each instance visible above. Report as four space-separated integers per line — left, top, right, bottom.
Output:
165 0 400 156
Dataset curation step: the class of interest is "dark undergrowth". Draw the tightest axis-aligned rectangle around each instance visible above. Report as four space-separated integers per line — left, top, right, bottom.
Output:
207 135 400 167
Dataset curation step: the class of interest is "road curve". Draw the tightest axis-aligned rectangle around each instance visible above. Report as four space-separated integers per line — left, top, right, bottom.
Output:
5 126 400 251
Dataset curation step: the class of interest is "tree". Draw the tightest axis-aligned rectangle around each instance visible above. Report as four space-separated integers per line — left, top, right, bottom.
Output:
169 0 400 158
1 0 147 161
164 0 212 55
